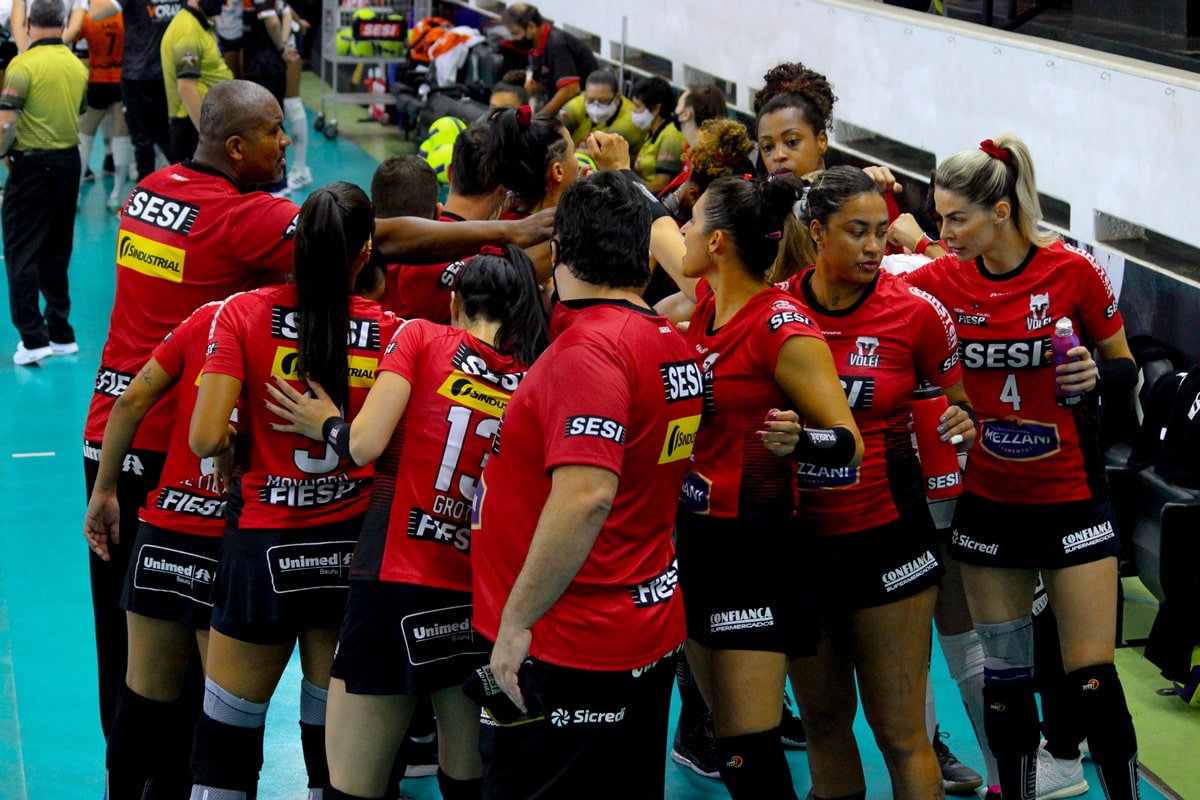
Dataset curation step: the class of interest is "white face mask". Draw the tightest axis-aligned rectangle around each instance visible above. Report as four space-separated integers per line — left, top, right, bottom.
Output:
631 108 655 130
585 101 618 125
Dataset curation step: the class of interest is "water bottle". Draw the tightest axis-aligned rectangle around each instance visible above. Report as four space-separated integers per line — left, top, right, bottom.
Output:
1052 317 1083 408
911 382 964 501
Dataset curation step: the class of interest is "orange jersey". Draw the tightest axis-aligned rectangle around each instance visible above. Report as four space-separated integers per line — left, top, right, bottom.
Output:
82 13 124 83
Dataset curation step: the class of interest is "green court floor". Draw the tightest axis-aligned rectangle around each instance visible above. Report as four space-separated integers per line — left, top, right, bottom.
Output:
0 82 1191 799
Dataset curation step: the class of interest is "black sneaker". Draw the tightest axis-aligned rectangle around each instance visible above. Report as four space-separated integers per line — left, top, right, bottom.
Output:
780 690 806 749
934 728 984 795
103 153 115 175
671 712 722 779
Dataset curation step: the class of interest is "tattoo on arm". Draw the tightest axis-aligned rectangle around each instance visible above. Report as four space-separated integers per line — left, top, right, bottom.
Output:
139 366 154 387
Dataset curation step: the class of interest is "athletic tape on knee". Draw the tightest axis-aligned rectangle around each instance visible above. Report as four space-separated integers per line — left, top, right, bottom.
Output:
300 678 328 725
976 617 1034 684
203 676 268 729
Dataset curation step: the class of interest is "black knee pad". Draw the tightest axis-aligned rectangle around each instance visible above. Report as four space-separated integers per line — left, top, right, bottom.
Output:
323 784 374 800
299 722 329 789
982 680 1040 759
716 727 798 800
436 768 482 800
107 688 173 799
1068 664 1140 800
190 713 265 791
813 792 867 800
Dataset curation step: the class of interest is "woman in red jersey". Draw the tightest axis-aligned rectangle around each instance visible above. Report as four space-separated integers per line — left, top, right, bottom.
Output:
84 300 227 799
262 245 549 800
773 166 975 800
674 173 862 799
904 134 1140 800
187 182 385 799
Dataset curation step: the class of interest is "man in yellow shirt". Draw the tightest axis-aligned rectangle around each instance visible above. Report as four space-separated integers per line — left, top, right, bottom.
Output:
559 69 646 156
160 0 231 160
0 0 88 365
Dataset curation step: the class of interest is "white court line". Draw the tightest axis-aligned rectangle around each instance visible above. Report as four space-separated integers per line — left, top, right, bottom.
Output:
10 453 55 459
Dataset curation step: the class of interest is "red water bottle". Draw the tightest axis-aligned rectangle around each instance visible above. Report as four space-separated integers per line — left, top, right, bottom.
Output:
912 382 963 501
1053 317 1083 408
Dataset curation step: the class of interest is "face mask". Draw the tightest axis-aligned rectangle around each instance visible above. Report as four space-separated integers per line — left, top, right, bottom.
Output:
631 108 655 130
585 101 618 125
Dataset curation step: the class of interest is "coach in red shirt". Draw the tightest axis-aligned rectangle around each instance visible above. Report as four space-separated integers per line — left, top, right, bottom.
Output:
473 171 703 798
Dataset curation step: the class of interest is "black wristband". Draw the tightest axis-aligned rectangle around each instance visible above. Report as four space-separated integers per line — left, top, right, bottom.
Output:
953 402 978 428
1096 357 1137 395
322 416 353 462
793 425 857 467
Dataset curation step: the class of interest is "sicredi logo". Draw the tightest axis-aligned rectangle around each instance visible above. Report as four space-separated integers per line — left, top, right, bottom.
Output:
658 415 701 464
436 371 511 418
117 232 186 283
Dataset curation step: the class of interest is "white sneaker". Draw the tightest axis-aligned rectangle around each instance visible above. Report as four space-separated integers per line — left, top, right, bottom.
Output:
49 340 79 355
287 166 313 191
1036 745 1088 800
13 342 53 365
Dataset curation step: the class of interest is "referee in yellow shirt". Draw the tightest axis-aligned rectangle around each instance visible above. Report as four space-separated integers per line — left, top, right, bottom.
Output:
0 0 88 366
161 0 232 161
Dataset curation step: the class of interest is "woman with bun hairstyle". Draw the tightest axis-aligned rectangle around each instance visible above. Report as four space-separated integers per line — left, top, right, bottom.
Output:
263 245 548 800
488 104 578 217
778 165 975 800
675 173 862 799
905 134 1140 800
187 182 385 799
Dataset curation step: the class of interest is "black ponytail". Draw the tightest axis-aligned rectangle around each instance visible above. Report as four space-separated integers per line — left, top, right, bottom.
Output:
455 244 548 367
293 181 374 410
702 174 805 278
487 106 568 209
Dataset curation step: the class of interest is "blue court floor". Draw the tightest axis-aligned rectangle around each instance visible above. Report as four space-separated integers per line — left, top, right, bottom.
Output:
0 103 1173 800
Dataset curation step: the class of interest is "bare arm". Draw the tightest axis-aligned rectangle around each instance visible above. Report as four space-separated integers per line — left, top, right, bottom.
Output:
942 379 976 452
1058 325 1134 395
84 358 178 560
537 81 579 118
773 335 864 466
374 210 554 264
490 465 618 710
11 0 27 51
89 0 121 21
178 79 203 129
0 110 18 157
650 215 697 302
63 6 87 44
190 373 242 457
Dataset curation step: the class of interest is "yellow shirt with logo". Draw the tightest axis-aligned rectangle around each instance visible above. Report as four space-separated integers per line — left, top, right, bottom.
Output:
0 40 88 150
560 94 647 155
161 6 233 120
634 120 686 184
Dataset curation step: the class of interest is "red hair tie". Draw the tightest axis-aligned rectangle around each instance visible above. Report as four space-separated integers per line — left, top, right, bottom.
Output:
479 245 505 257
979 139 1012 164
742 173 754 181
515 105 532 126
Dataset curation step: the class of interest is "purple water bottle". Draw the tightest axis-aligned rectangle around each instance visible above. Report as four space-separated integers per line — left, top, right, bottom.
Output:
1052 317 1083 408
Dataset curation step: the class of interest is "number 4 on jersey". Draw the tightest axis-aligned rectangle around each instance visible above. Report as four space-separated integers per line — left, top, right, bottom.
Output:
1000 373 1022 411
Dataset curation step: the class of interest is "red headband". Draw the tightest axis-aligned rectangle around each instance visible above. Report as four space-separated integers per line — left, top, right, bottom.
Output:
979 139 1012 164
515 105 532 126
479 245 505 257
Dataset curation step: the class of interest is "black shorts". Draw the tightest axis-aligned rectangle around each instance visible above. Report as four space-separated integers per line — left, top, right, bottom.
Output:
332 581 488 696
209 516 361 645
950 491 1121 569
120 522 221 629
87 82 122 110
675 507 818 659
808 502 944 612
479 646 679 800
218 35 243 51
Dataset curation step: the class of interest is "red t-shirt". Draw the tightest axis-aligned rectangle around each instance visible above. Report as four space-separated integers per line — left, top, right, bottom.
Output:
682 282 825 518
904 241 1124 504
472 300 701 671
138 302 228 536
353 321 525 592
85 162 298 451
204 286 389 529
377 213 464 324
779 268 962 534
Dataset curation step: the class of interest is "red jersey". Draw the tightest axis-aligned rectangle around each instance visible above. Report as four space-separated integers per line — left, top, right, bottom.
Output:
377 212 463 324
85 162 298 451
779 268 962 534
82 13 124 84
905 241 1124 504
473 300 702 671
353 321 524 592
204 286 386 529
683 282 825 518
138 302 227 536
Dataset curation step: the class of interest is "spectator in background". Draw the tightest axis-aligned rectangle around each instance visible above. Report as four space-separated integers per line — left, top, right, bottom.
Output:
674 84 726 150
160 0 232 162
91 0 179 180
1 0 88 366
78 9 131 210
630 76 685 195
558 68 645 155
214 0 243 77
489 69 528 110
500 3 596 118
12 0 85 49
